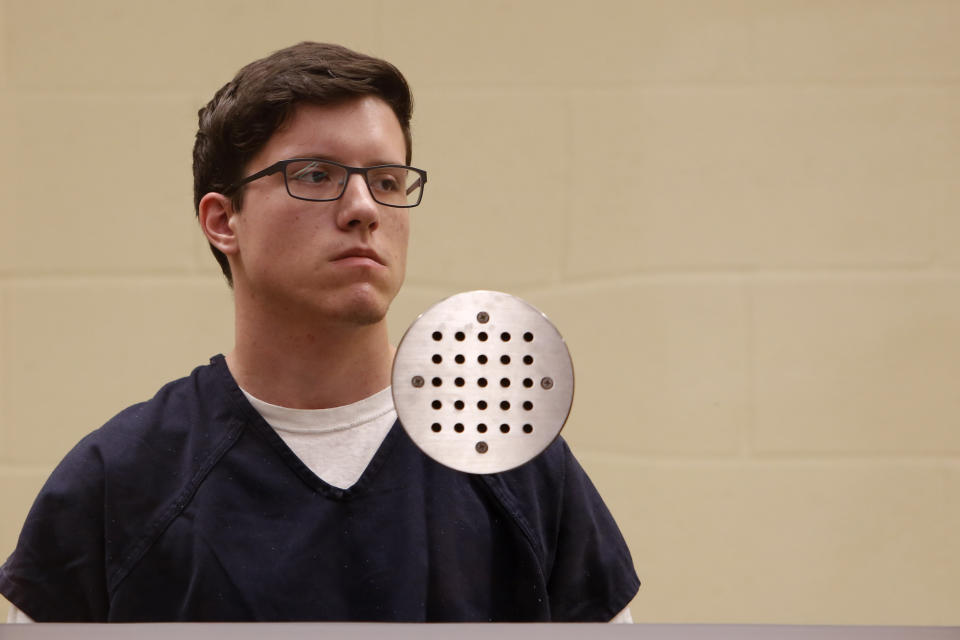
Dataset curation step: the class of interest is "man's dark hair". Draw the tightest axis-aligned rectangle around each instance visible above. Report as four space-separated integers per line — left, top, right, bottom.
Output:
193 42 414 286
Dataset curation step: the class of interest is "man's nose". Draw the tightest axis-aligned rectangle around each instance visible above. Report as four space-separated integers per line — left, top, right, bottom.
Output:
336 173 380 231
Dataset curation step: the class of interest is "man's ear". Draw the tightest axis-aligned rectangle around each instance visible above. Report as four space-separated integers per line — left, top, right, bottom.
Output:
198 192 239 255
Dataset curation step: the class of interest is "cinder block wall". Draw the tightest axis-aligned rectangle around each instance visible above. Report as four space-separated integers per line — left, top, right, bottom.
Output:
2 0 959 625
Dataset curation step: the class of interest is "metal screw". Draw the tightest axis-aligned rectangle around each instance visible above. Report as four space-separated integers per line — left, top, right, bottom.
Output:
477 311 490 324
475 441 488 454
541 377 554 390
412 375 424 388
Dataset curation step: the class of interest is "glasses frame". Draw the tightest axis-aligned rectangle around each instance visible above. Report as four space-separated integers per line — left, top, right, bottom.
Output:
227 158 428 208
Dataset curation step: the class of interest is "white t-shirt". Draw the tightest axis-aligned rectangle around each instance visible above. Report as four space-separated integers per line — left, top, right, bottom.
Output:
240 386 396 490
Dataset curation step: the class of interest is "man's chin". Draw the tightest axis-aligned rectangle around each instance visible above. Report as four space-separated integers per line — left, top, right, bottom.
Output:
329 286 393 327
340 305 388 327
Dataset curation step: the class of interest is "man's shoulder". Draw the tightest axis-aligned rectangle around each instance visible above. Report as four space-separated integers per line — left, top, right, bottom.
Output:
42 356 245 581
96 355 232 440
0 356 245 621
483 437 640 621
474 438 572 554
486 436 572 498
77 356 241 459
50 355 242 502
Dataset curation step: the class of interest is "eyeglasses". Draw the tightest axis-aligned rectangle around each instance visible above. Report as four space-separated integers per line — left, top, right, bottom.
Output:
228 158 428 208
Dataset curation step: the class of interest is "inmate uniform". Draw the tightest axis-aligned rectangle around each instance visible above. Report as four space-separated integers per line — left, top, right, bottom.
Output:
0 355 640 622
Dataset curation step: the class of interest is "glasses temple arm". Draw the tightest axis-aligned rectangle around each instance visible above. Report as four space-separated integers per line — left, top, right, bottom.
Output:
405 173 425 196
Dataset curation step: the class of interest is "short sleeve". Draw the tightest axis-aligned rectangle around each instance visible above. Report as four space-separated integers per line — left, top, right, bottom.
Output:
545 442 640 621
0 436 110 621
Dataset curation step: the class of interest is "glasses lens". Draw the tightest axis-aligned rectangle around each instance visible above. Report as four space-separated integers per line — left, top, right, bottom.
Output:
367 166 424 207
284 160 347 201
284 160 424 206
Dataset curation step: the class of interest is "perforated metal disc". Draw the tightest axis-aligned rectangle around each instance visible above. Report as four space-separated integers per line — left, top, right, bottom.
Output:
392 290 574 474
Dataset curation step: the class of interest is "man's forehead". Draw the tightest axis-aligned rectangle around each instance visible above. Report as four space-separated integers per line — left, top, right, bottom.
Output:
253 96 407 166
279 97 401 132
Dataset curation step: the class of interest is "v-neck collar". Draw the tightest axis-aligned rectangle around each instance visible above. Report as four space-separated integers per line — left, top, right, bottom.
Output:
209 354 404 500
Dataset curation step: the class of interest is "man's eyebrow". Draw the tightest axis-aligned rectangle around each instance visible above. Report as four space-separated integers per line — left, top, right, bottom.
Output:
289 154 406 166
366 158 407 167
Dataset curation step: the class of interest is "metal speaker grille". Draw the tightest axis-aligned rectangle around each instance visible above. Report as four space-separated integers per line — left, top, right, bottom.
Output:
392 290 574 474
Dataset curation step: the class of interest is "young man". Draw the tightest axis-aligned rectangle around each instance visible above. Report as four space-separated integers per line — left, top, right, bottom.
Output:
1 42 639 622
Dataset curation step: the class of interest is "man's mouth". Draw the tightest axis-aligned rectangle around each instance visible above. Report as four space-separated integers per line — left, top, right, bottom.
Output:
331 247 385 267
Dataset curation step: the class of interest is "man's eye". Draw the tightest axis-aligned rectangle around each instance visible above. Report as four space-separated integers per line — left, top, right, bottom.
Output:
294 170 329 183
370 174 401 192
289 161 337 185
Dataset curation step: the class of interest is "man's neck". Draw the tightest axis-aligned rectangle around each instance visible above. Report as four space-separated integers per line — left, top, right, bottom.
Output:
226 310 394 410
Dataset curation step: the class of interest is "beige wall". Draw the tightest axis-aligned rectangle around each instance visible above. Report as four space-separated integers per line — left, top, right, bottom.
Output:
2 0 959 625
